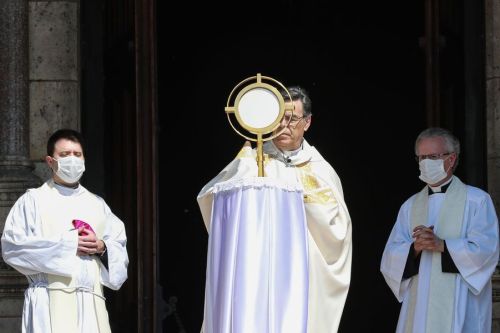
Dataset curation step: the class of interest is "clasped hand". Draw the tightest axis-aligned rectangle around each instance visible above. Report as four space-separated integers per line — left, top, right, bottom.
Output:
76 227 105 256
412 225 444 256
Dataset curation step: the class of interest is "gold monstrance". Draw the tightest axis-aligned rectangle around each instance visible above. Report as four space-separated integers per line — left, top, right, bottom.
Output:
225 74 294 176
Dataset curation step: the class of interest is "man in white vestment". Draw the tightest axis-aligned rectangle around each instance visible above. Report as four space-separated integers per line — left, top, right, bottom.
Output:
380 127 499 333
198 87 352 333
2 129 129 333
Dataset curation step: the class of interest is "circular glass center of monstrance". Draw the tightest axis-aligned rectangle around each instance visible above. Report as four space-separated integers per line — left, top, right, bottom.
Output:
238 88 280 129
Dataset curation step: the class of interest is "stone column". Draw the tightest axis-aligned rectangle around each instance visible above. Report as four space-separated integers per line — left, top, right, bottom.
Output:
485 0 500 331
29 1 80 180
0 0 41 331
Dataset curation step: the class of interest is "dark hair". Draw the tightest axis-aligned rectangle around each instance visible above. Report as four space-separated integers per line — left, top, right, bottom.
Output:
47 129 85 156
284 86 312 117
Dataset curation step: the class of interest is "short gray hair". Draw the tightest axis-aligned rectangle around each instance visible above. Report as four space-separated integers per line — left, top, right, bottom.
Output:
415 127 460 155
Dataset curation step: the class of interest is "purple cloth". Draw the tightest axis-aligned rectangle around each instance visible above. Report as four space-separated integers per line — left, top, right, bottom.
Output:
72 219 95 234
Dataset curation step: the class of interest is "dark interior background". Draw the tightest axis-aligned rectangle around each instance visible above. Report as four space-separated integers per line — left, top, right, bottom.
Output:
79 0 484 331
158 1 426 332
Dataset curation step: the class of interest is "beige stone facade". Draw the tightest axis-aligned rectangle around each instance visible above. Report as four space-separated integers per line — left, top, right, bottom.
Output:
0 1 80 331
486 0 500 331
29 1 80 182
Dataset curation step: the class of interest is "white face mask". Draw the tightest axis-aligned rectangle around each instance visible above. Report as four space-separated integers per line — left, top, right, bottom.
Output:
53 156 85 184
418 158 449 185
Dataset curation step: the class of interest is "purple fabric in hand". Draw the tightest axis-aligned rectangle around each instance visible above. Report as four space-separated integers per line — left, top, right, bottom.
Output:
72 219 95 235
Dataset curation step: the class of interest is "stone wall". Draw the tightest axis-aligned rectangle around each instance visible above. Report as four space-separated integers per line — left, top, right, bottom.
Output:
0 1 80 331
29 0 80 181
485 0 500 331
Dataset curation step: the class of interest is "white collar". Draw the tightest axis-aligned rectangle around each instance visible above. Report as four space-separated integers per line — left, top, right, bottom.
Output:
265 139 313 166
50 179 85 197
429 177 453 193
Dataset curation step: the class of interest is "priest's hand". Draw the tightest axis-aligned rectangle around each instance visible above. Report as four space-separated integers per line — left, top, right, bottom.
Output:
412 225 445 255
77 227 106 256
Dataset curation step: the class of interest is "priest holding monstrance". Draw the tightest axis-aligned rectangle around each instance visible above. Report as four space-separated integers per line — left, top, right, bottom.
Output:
197 74 352 333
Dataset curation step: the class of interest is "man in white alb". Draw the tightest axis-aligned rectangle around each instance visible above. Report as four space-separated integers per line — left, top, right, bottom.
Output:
2 129 129 333
380 127 499 333
198 86 352 333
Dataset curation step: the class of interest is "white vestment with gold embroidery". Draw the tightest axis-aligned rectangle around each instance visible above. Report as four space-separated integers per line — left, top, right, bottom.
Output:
198 140 352 333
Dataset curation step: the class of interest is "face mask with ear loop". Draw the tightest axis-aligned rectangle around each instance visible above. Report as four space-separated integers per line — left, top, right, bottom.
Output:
52 155 85 184
418 156 452 185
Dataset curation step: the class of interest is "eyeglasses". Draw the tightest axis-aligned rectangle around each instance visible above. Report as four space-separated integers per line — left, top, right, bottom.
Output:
415 152 452 162
282 113 308 128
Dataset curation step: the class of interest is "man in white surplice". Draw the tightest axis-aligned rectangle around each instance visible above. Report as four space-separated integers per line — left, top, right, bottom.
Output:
198 87 352 333
380 127 499 333
2 129 129 333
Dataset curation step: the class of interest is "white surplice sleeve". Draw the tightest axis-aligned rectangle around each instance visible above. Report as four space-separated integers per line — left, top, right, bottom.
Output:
445 188 500 295
303 162 352 266
300 160 352 333
380 198 414 302
99 202 129 290
1 191 79 277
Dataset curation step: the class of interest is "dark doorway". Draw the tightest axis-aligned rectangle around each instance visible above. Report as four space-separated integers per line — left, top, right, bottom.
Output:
78 0 487 332
157 1 426 332
81 0 158 332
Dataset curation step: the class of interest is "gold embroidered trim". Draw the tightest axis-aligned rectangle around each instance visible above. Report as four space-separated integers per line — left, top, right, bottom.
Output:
303 189 337 204
299 164 336 205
